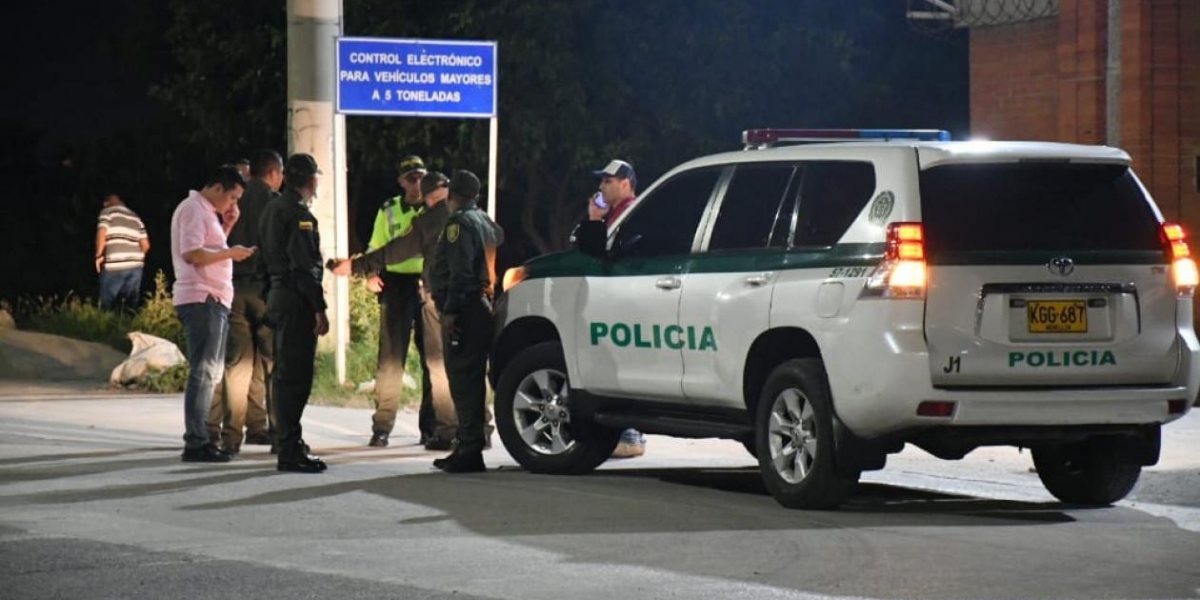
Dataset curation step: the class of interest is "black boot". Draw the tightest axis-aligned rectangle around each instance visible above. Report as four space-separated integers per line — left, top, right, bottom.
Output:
432 449 457 470
438 451 485 473
277 440 327 473
182 443 232 463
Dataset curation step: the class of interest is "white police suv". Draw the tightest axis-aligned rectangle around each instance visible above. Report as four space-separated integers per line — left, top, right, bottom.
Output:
491 129 1199 509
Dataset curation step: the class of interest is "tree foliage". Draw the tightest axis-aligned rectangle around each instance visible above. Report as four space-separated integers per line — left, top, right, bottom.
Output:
151 2 289 153
1 0 966 303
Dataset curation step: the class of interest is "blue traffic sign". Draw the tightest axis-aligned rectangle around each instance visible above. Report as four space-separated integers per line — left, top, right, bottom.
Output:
336 37 497 118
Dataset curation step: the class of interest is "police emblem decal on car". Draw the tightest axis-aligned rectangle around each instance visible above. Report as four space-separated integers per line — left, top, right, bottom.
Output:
868 191 894 225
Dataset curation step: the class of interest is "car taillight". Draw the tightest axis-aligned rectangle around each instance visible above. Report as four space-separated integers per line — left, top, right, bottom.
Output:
1162 223 1198 295
865 222 926 298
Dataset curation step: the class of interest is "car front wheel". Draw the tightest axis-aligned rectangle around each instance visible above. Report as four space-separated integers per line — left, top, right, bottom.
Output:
494 342 620 475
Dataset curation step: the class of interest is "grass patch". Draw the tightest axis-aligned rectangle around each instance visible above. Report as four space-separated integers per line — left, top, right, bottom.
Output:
16 294 135 353
14 271 190 392
137 363 190 393
13 271 429 405
308 275 423 409
130 271 185 349
13 270 184 354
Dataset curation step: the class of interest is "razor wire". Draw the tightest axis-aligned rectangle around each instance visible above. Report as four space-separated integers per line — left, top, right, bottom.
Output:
907 0 1060 37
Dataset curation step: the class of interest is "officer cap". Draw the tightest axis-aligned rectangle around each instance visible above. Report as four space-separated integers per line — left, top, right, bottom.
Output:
420 171 449 196
449 170 481 201
284 153 322 186
398 155 427 177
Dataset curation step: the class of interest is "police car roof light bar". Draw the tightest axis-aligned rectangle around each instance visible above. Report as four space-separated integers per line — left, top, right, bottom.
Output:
742 128 951 149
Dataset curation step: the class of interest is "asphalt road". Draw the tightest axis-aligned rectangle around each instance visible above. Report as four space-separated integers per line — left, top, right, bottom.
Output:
1 392 1198 600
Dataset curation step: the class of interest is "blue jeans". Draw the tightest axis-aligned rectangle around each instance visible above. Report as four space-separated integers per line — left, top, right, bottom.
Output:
99 268 143 310
177 297 230 449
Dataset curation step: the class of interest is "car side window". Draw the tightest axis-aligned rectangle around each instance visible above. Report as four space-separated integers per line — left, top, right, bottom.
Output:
612 168 720 258
707 164 798 252
769 173 802 249
793 161 877 247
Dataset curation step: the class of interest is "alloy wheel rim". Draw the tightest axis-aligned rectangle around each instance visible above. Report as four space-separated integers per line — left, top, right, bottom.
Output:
768 387 818 484
512 368 576 455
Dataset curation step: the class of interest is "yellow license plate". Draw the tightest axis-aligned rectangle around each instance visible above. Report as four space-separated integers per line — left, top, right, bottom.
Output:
1027 300 1088 333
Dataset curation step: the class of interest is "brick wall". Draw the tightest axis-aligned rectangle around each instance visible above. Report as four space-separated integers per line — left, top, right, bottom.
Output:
969 0 1199 228
1056 0 1107 144
970 19 1059 140
1175 0 1200 229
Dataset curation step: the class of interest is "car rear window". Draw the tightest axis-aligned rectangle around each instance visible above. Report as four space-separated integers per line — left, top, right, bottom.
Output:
920 163 1163 257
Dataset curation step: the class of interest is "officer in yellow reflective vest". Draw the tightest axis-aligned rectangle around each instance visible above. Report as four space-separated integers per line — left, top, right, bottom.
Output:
366 155 427 447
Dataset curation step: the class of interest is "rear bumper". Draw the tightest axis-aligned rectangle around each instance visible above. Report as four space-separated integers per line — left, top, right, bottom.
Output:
929 385 1187 425
905 423 1161 463
845 382 1191 439
825 309 1198 438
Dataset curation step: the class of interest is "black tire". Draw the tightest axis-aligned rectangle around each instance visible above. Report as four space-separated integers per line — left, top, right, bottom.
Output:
1032 438 1142 505
494 342 620 475
755 358 858 510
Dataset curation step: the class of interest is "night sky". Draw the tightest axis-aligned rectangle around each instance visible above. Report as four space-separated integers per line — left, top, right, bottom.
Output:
3 2 158 144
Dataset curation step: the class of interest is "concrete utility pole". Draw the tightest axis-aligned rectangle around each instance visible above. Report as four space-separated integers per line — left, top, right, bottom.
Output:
287 0 350 380
1105 0 1122 147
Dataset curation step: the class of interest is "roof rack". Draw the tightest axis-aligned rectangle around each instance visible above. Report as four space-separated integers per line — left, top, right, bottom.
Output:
742 128 951 149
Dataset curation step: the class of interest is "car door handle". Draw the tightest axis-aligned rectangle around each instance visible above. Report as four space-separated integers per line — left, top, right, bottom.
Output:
745 272 774 287
655 276 681 290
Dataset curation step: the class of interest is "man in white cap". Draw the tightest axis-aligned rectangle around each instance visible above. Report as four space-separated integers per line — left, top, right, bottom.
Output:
585 158 646 459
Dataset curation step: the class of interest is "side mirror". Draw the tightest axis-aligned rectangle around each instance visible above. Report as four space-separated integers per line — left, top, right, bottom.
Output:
575 220 608 258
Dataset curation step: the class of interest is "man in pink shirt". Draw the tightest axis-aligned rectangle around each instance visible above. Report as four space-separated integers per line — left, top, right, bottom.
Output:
171 165 255 463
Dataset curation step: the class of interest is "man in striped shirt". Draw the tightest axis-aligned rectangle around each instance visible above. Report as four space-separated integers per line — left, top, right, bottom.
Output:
95 193 150 310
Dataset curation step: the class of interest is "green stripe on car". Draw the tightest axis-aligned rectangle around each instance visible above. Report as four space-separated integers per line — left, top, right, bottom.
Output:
522 243 887 280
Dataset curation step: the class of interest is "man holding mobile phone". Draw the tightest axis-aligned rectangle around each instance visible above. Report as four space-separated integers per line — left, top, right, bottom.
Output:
582 158 647 459
587 159 637 224
170 165 254 463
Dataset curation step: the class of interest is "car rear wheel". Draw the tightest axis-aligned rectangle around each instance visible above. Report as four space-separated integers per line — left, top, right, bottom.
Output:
495 342 620 475
755 358 858 510
1032 438 1141 505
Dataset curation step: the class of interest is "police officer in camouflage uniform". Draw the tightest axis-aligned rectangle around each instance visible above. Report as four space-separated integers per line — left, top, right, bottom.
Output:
209 149 284 454
429 170 503 473
330 172 463 449
257 153 329 473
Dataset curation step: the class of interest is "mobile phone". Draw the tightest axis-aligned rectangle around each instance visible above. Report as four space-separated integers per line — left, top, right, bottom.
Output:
593 192 608 209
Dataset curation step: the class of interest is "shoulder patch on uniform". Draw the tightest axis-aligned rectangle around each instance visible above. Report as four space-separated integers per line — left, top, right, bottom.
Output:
299 221 314 230
446 223 460 243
